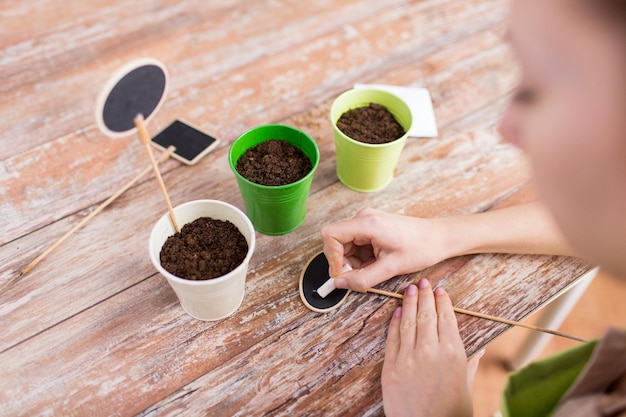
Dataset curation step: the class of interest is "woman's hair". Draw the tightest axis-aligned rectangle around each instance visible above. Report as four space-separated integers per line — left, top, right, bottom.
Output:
582 0 626 31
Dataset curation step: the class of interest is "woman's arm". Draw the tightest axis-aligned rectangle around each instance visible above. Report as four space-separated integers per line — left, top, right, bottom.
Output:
438 200 576 258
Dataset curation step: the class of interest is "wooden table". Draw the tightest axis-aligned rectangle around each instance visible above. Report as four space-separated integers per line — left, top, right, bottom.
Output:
0 1 590 415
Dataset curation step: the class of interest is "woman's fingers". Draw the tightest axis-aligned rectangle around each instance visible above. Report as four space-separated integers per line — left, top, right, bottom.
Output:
415 278 438 345
433 286 463 347
399 284 418 352
343 257 397 292
321 233 349 277
397 281 461 349
321 219 376 277
384 307 402 365
382 280 471 417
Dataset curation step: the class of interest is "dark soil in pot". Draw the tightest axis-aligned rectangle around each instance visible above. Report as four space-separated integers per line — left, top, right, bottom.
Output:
337 103 405 144
235 139 312 186
160 217 248 280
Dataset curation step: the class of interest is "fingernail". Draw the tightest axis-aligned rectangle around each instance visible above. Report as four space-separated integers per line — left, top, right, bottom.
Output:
334 278 348 289
418 278 429 289
434 287 446 296
406 284 417 296
478 348 486 358
394 307 402 318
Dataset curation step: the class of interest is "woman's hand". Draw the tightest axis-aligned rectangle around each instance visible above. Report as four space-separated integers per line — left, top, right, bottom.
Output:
321 202 574 293
382 279 482 417
321 208 449 292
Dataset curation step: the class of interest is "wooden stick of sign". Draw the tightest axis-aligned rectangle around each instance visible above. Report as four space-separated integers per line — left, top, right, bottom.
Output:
366 287 588 343
134 114 180 233
1 146 176 297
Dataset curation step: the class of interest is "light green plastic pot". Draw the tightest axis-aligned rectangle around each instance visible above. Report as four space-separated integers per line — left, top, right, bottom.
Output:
330 88 412 192
229 124 320 235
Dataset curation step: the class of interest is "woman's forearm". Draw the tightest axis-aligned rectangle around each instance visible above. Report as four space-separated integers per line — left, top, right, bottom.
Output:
436 201 578 259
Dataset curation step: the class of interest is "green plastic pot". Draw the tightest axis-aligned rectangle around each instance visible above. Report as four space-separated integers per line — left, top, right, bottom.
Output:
229 124 320 235
330 88 413 192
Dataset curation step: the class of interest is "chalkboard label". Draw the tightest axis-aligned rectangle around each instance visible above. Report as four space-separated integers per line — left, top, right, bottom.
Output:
96 58 168 138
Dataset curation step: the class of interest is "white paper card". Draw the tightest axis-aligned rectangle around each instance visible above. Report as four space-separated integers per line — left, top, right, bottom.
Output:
354 83 438 138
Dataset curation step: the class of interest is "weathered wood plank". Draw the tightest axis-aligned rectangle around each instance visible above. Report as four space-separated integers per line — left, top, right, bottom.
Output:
1 0 411 95
0 0 423 161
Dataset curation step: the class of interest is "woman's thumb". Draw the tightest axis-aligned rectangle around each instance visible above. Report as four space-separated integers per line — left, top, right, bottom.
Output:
337 261 394 293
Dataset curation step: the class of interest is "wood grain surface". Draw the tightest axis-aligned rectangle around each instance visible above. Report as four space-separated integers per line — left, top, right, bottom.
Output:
0 1 589 416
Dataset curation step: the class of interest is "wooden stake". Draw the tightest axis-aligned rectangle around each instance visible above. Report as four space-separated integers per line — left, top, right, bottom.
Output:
134 114 180 233
366 287 587 343
1 146 176 298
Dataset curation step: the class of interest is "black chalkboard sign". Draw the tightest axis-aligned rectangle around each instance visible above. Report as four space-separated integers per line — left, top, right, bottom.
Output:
96 58 168 138
299 252 350 313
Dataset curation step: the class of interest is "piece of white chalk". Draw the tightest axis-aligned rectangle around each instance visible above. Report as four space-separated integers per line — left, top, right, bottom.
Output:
316 264 352 298
316 279 337 298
